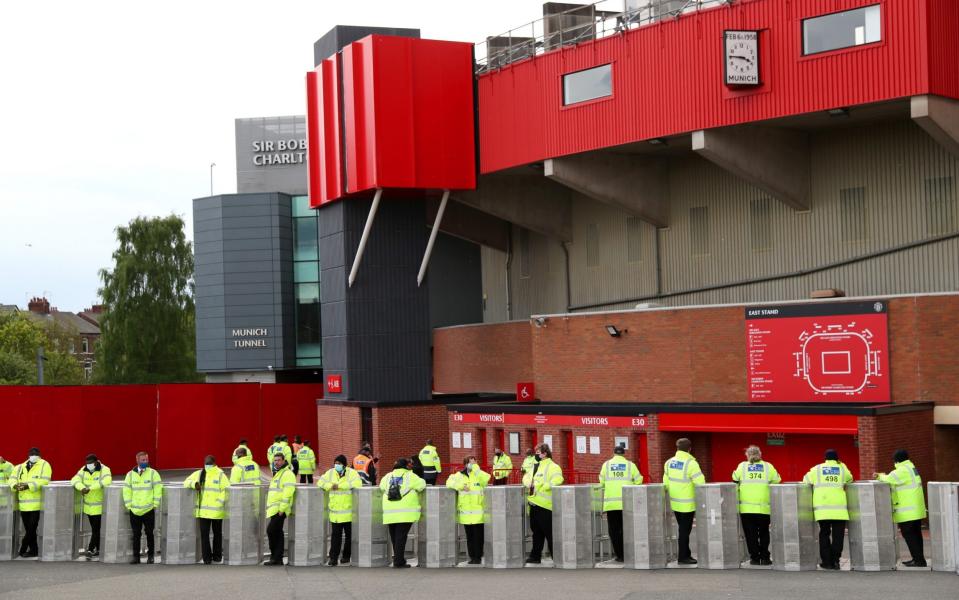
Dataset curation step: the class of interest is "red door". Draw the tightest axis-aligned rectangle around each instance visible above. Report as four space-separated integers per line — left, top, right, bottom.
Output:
710 433 860 482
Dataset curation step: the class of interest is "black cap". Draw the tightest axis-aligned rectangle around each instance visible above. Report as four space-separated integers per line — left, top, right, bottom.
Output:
85 454 98 463
893 449 909 463
614 445 626 455
28 447 40 456
334 454 348 466
824 449 839 461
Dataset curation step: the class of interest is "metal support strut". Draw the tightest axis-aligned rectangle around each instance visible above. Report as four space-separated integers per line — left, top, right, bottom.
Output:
416 189 449 287
348 188 383 288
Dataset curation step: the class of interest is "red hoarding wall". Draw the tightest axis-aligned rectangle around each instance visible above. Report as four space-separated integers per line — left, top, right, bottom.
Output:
478 0 940 174
745 301 890 402
0 383 320 476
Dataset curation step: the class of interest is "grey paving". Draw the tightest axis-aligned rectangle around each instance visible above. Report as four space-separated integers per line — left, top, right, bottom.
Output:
0 561 955 600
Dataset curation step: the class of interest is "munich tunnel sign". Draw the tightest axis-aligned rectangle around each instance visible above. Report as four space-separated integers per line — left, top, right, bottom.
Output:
745 301 890 403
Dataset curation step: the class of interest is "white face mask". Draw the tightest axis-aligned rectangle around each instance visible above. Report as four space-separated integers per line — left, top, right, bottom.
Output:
27 455 39 464
86 463 97 472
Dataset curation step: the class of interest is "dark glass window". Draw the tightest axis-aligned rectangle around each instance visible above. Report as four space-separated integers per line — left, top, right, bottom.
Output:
563 64 612 105
803 6 881 55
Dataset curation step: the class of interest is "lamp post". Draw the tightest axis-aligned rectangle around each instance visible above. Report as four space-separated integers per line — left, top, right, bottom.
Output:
209 162 216 196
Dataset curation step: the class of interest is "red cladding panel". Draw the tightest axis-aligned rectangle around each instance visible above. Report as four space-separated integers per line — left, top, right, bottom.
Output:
658 412 860 435
478 0 942 173
306 59 344 207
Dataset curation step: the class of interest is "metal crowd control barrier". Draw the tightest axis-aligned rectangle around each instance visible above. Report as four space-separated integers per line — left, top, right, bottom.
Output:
39 482 75 561
0 485 18 561
484 485 526 568
288 485 327 566
927 482 959 573
847 481 897 571
592 485 613 562
223 484 262 566
160 486 194 565
770 483 818 571
623 484 667 569
694 483 740 569
352 487 389 567
101 485 132 564
552 485 595 569
417 486 458 568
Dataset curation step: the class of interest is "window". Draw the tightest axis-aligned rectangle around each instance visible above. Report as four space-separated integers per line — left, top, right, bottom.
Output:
586 223 600 267
840 187 867 242
925 176 957 236
689 206 710 256
508 432 521 455
519 228 531 279
750 198 772 251
562 64 612 105
293 217 318 262
803 5 881 55
81 338 89 354
292 195 321 367
626 217 643 263
295 283 322 366
68 341 75 354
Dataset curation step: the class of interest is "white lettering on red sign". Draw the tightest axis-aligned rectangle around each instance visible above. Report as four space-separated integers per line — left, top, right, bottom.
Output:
479 414 504 423
453 414 464 422
580 417 608 426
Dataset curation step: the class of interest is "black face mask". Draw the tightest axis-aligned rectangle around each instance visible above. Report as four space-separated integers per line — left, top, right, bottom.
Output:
535 455 543 463
495 452 502 457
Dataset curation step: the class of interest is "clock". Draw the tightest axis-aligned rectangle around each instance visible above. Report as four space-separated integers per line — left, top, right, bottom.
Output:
724 30 761 87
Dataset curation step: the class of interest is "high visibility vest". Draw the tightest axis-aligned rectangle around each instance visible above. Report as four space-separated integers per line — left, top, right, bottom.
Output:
266 466 297 518
803 460 853 521
446 466 490 525
380 469 427 524
230 456 261 485
521 456 536 475
232 444 250 465
10 459 52 513
123 468 163 517
663 451 705 513
71 464 113 516
877 460 926 524
184 467 230 520
522 458 564 511
492 454 513 480
599 455 643 512
418 446 442 474
296 447 316 475
732 460 781 515
267 443 292 466
353 454 371 474
317 467 362 523
0 461 12 485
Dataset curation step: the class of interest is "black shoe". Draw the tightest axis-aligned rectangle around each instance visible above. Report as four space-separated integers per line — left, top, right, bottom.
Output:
147 556 155 564
759 558 772 566
203 560 212 565
339 557 350 565
90 550 100 558
20 552 38 559
468 559 482 565
327 559 337 566
678 558 698 565
749 558 761 565
393 563 411 568
262 559 282 566
525 558 541 564
615 558 624 563
832 562 841 570
903 560 927 568
129 558 141 565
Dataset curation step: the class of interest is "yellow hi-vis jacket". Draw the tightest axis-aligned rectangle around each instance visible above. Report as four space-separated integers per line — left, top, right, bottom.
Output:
492 454 513 480
10 459 52 512
317 467 363 523
380 468 427 524
232 444 250 465
877 460 926 524
418 445 442 475
663 451 705 513
267 442 292 466
523 457 564 511
732 460 781 515
0 460 13 485
521 455 536 475
184 466 231 520
71 464 113 516
803 460 853 521
446 464 491 524
230 455 261 485
296 447 316 475
599 455 643 512
123 467 163 516
266 465 296 518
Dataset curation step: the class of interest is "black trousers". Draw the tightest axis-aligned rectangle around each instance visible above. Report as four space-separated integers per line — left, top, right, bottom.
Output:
267 514 286 563
606 510 624 561
493 478 508 486
674 511 695 561
87 514 102 553
19 511 40 555
464 524 484 561
299 474 313 484
423 472 438 486
740 513 771 561
388 522 413 566
199 518 223 564
329 521 352 563
528 504 553 561
818 520 846 567
899 519 925 563
130 510 156 558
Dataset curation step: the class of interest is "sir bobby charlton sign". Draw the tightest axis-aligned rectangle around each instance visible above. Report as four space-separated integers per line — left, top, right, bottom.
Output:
251 139 306 167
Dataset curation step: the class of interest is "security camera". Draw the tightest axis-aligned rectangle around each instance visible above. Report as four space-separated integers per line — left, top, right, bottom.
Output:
532 316 547 328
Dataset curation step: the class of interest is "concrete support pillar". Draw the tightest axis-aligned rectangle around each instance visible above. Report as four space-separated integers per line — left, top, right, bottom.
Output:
452 173 573 241
692 126 811 211
912 95 959 160
544 153 670 228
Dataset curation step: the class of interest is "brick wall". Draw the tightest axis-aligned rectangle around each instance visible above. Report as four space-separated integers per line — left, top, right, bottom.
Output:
314 404 363 467
934 425 959 481
434 294 959 405
372 403 451 478
857 409 935 481
433 321 532 394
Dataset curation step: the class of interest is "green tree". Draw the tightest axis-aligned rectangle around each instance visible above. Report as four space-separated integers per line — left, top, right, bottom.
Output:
95 215 200 383
0 312 85 385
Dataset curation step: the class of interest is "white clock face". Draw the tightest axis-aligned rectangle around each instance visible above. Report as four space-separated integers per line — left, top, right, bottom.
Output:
725 31 760 86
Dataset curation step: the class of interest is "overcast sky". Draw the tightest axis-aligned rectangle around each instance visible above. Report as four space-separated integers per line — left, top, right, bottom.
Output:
0 0 549 312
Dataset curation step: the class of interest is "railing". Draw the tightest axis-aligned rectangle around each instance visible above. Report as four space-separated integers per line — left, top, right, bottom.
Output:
475 0 732 74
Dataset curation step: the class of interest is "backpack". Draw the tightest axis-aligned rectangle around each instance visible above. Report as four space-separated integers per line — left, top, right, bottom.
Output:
387 474 404 501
